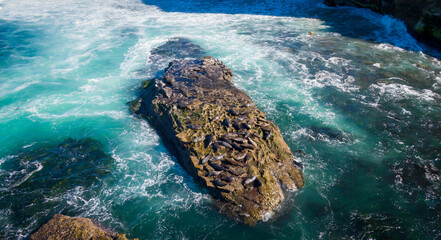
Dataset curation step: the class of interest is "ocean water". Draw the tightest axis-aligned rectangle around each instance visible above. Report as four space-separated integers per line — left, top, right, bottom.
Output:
1 0 440 239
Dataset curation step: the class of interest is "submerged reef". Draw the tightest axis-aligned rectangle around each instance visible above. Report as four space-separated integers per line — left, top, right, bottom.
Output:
132 57 304 224
0 138 115 238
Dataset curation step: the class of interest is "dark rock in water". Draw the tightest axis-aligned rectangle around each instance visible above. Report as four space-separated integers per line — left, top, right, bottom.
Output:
323 0 441 49
30 214 135 240
150 37 205 60
0 138 114 237
132 57 304 225
310 126 347 141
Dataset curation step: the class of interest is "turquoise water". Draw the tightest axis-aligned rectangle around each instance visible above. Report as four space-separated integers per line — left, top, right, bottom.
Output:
1 0 441 239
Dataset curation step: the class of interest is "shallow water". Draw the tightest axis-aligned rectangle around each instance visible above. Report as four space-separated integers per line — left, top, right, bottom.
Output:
0 0 440 239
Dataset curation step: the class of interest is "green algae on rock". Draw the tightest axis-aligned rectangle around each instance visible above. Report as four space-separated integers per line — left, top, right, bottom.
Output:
30 214 136 240
132 57 305 224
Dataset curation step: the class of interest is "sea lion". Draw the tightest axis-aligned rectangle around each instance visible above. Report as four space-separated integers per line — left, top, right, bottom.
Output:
263 130 272 140
247 138 258 148
231 142 244 151
188 124 202 130
224 158 242 166
223 132 239 139
293 160 303 168
243 176 257 185
244 153 251 162
213 142 220 152
219 136 233 144
212 153 226 161
254 178 263 187
243 131 251 138
235 116 246 122
241 123 251 130
208 171 221 177
210 162 226 171
222 118 231 127
257 117 267 122
192 135 205 143
234 152 247 161
232 138 246 144
219 141 233 149
228 109 239 116
241 143 254 150
214 179 227 187
233 122 241 130
210 115 220 122
222 176 236 182
204 134 215 148
200 154 212 164
228 166 246 176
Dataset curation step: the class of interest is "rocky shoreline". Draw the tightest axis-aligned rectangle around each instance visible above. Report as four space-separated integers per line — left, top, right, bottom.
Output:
324 0 441 49
131 57 304 224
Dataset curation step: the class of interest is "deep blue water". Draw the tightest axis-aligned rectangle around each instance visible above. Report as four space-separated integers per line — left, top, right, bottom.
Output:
0 0 440 239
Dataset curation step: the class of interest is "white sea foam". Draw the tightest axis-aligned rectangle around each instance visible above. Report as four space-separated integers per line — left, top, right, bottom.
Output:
370 83 439 102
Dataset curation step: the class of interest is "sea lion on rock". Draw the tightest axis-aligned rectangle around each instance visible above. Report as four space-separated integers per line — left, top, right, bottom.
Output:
210 162 226 171
212 153 226 161
188 124 202 130
213 142 220 152
192 135 205 143
243 176 257 185
222 118 231 127
204 134 215 148
219 141 233 149
201 154 212 164
214 179 227 187
210 115 220 122
231 142 244 151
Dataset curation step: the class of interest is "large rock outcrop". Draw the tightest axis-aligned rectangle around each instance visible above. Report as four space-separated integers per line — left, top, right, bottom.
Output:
30 214 135 240
132 57 304 224
324 0 441 48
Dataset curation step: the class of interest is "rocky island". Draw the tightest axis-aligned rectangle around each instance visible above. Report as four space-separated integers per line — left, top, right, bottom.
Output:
131 57 305 224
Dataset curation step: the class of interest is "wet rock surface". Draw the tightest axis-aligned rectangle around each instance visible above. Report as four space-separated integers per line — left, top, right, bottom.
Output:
30 214 135 240
132 57 305 224
324 0 441 49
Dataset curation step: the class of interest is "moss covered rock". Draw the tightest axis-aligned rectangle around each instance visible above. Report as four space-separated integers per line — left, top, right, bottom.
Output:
132 57 304 225
30 214 136 240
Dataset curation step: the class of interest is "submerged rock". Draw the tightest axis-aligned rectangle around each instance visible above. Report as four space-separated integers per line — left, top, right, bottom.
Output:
0 138 114 238
30 214 136 240
133 57 305 224
150 37 206 60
